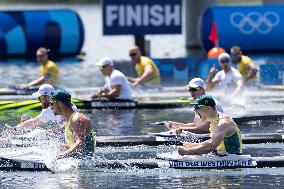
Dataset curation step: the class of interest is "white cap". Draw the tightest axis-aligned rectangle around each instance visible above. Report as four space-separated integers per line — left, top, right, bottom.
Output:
187 78 205 88
96 57 113 67
218 53 231 63
32 84 54 98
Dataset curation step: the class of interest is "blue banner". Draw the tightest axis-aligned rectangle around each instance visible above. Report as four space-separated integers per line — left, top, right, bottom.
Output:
200 6 284 52
103 0 182 35
0 9 84 58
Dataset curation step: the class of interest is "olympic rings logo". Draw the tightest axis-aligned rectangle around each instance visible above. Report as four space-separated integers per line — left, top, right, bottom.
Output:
230 11 280 34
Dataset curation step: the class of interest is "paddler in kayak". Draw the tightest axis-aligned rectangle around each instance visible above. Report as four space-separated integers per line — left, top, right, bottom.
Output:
52 89 95 158
178 95 243 156
164 78 223 134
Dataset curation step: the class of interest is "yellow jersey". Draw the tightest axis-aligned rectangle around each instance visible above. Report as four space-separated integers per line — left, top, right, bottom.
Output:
135 56 160 85
65 112 96 156
39 60 59 85
210 113 243 155
237 55 256 82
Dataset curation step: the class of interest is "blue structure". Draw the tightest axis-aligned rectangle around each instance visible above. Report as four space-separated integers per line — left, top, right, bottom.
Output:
0 9 84 58
260 63 283 85
153 57 232 84
200 5 284 52
102 0 182 35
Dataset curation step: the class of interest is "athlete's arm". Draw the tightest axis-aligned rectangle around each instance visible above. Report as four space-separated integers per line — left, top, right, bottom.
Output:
206 65 219 91
28 76 45 87
232 79 244 96
101 84 121 99
59 115 90 158
177 121 229 155
127 77 136 83
177 121 210 134
177 139 216 155
132 65 153 87
164 121 190 130
91 88 109 99
246 62 258 82
5 116 42 131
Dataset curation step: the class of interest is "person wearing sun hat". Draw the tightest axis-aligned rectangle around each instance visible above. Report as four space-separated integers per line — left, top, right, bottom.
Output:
206 53 244 96
52 89 95 158
3 84 79 133
91 57 132 101
2 84 64 136
164 78 223 134
177 95 243 156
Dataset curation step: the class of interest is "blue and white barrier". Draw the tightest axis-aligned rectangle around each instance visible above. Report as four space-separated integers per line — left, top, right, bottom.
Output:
200 5 284 52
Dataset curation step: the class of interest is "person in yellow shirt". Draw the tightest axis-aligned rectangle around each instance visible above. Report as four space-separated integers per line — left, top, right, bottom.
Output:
230 46 258 84
19 47 60 89
178 95 242 156
127 46 161 88
52 89 95 158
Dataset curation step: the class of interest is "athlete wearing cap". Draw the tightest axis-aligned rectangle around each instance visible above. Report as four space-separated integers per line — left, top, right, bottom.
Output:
127 46 161 88
178 95 243 156
91 57 132 101
53 89 95 158
206 53 244 96
164 78 223 134
3 84 58 133
18 47 60 89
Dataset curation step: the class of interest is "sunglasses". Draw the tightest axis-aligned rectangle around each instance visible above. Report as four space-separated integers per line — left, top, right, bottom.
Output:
38 95 48 100
50 99 59 105
129 53 137 57
36 54 46 57
220 58 231 64
188 87 200 92
194 104 208 111
99 65 107 70
230 52 240 56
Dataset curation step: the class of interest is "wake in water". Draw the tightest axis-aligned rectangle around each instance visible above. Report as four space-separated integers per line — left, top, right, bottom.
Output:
208 87 284 117
0 128 131 173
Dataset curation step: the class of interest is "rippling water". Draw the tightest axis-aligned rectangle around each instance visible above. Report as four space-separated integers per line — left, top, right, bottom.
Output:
0 2 284 189
0 107 284 188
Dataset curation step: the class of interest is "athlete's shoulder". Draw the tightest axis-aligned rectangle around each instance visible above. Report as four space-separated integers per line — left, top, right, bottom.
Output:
141 56 154 64
74 112 90 122
231 67 242 75
47 60 58 67
219 114 234 127
240 55 253 64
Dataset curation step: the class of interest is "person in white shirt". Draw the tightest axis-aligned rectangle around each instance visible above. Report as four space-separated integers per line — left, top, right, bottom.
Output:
3 84 78 133
91 57 133 101
20 114 32 123
164 78 223 134
206 53 244 96
3 84 58 132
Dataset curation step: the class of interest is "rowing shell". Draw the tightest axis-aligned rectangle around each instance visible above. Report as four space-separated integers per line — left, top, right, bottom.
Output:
4 130 283 148
96 132 284 147
1 154 283 171
0 157 49 171
0 85 283 96
0 87 38 96
0 98 192 110
0 97 283 110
